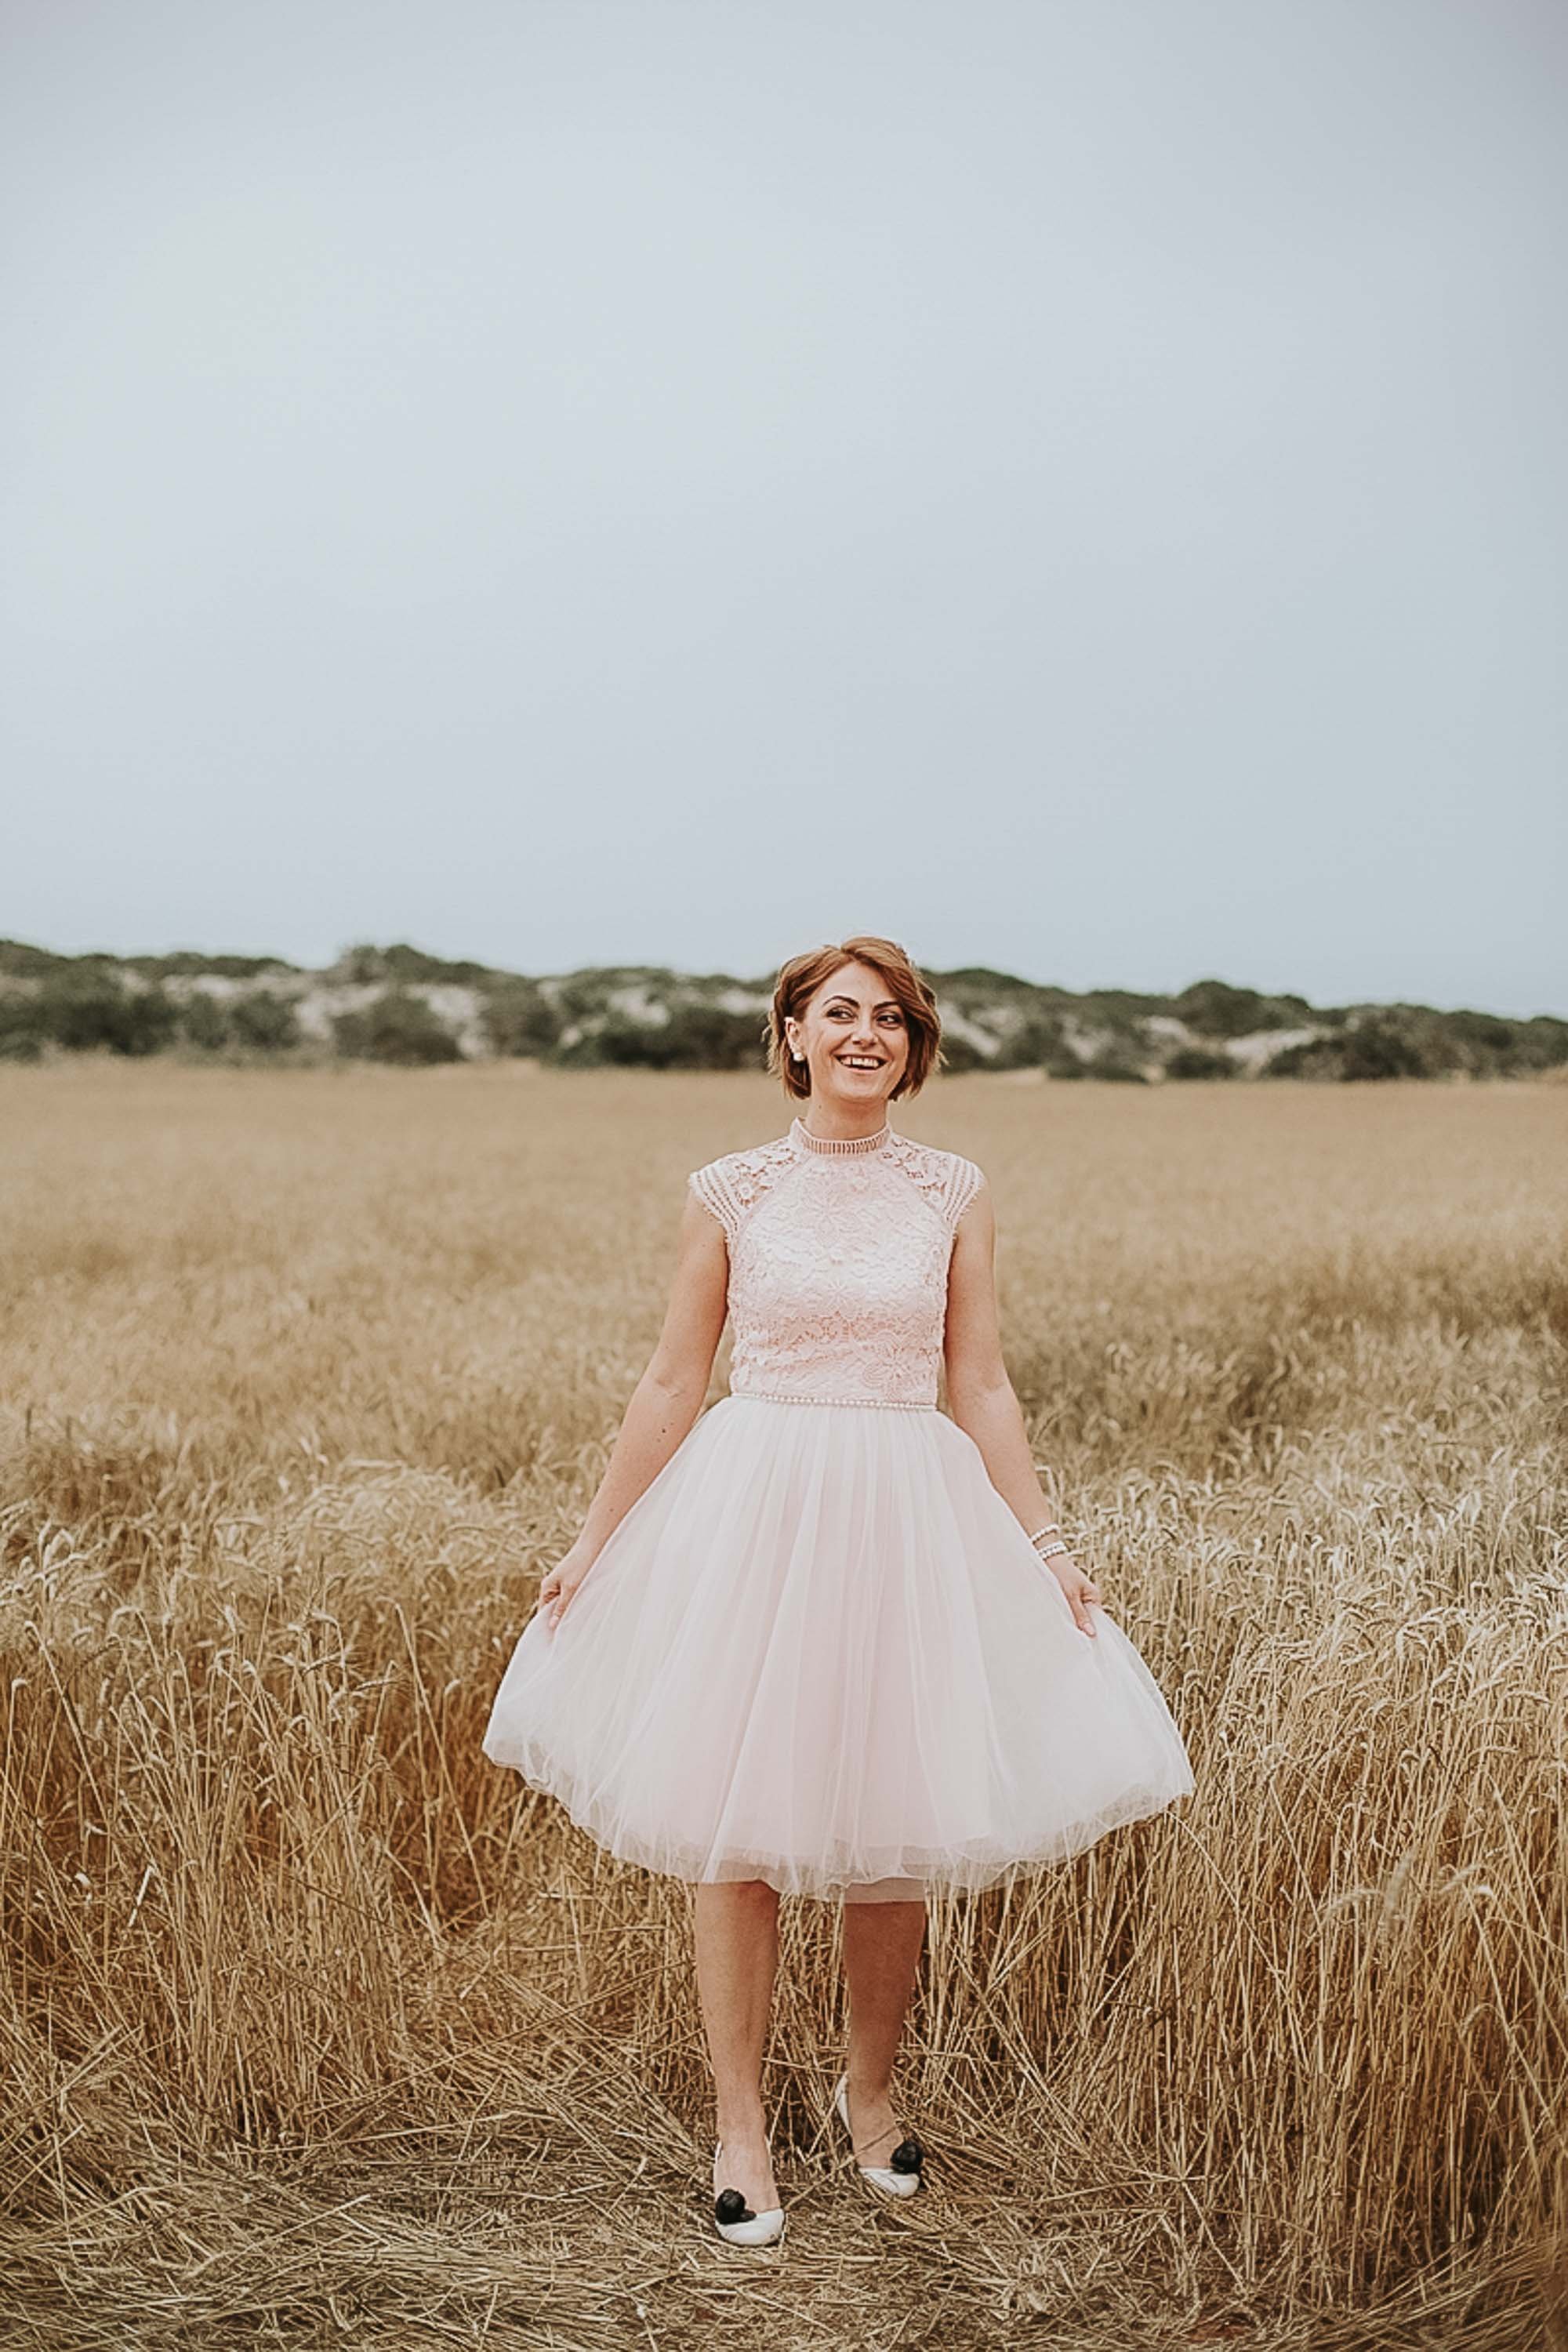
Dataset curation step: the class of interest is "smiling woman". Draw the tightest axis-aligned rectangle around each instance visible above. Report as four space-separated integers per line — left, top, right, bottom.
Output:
481 933 1195 2245
774 939 943 1123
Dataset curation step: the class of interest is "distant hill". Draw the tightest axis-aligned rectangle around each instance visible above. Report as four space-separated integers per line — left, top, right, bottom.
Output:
1 938 1563 1081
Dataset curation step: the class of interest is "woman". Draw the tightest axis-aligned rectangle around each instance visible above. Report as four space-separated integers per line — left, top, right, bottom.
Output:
483 935 1196 2248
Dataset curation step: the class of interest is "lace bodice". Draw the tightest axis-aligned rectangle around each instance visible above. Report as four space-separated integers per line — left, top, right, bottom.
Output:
688 1115 987 1407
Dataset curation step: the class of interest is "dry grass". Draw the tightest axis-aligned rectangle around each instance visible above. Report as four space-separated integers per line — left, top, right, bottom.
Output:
1 1059 1565 2351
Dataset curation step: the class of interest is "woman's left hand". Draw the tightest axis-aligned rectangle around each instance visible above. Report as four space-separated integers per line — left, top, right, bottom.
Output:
1049 1551 1102 1637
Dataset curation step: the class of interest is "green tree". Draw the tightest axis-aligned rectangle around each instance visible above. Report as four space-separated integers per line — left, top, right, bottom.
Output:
230 991 300 1051
482 980 563 1058
560 1004 767 1072
1175 980 1284 1038
933 1033 990 1074
991 1013 1066 1070
0 996 44 1060
38 972 178 1054
1338 1021 1431 1080
180 995 233 1051
332 989 462 1065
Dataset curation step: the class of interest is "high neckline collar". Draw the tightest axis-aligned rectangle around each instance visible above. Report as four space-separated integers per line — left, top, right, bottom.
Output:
789 1114 893 1156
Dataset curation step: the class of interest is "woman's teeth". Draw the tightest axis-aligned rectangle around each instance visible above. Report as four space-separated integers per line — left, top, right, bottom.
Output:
840 1057 882 1069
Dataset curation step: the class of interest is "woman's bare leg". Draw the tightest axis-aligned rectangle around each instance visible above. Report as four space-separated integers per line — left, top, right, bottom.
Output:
840 1898 927 2162
693 1880 781 2210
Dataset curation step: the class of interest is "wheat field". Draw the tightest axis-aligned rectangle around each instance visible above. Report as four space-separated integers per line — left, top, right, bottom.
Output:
2 1059 1564 2351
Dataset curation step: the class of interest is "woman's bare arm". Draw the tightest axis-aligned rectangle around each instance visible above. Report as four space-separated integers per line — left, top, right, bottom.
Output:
540 1192 728 1626
942 1183 1102 1637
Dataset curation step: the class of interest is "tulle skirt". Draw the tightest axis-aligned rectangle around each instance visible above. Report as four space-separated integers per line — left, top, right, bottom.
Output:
482 1394 1196 1902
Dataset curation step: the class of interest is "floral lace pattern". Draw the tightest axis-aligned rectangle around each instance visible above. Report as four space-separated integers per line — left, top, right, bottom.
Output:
688 1121 986 1406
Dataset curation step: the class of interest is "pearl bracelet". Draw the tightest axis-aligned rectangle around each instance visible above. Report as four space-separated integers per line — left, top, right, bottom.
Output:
1025 1521 1063 1548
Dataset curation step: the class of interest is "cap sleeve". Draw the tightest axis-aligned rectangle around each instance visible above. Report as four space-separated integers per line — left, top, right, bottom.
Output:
945 1155 987 1233
688 1160 742 1247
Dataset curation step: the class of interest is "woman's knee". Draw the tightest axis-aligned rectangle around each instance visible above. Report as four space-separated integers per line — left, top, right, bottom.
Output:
696 1876 779 1907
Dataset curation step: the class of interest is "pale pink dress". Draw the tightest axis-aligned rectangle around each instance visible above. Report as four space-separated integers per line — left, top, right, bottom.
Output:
481 1114 1196 1902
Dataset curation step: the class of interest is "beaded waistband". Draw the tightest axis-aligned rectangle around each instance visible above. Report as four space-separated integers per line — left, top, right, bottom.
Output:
730 1389 937 1411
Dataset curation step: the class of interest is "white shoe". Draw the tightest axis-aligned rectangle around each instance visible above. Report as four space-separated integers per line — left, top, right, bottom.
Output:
712 2139 786 2245
833 2071 925 2197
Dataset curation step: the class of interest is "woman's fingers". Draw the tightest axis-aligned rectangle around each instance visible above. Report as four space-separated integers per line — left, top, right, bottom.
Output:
1048 1549 1102 1638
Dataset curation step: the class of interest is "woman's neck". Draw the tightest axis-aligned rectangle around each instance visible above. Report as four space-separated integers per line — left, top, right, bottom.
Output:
791 1109 893 1153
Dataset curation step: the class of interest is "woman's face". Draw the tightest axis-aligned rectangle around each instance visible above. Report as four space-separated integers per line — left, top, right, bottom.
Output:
784 961 910 1106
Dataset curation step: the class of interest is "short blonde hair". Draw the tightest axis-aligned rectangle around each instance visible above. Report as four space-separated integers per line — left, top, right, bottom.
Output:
766 937 942 1102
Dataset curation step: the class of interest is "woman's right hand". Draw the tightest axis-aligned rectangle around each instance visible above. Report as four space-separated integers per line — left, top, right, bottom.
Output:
535 1540 598 1634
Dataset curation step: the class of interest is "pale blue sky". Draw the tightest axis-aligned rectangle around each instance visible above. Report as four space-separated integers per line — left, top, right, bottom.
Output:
3 0 1564 1014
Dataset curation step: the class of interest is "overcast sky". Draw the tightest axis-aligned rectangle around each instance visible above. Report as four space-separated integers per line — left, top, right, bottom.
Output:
3 0 1563 1014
